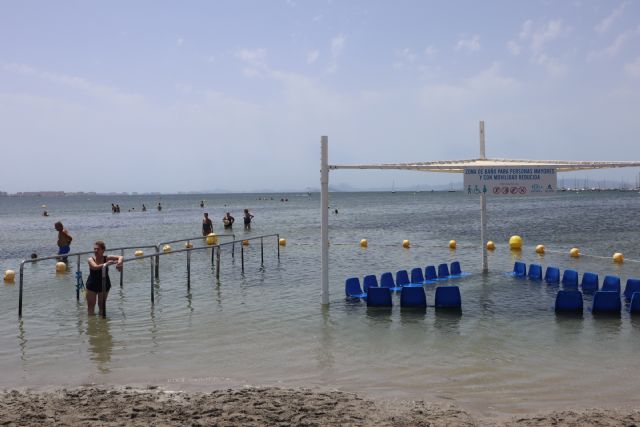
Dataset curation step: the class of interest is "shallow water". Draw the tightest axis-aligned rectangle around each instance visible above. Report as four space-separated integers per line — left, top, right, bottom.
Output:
1 192 639 416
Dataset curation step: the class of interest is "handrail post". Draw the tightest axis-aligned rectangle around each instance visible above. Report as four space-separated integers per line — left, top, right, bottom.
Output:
18 261 25 318
211 244 215 266
216 246 221 280
277 234 280 260
260 237 264 267
76 254 81 276
187 248 191 290
150 256 154 304
155 245 160 280
76 254 81 301
120 249 124 288
232 233 235 259
241 244 244 273
101 264 107 318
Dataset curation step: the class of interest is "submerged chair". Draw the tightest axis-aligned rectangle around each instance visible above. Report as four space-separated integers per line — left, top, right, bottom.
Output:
396 270 411 287
528 263 543 281
581 272 599 293
449 261 469 277
601 275 621 293
400 286 427 308
562 269 579 288
366 287 392 307
424 265 437 281
555 290 583 313
437 263 450 279
591 291 621 314
408 267 425 286
544 266 560 285
363 275 378 293
380 272 402 292
630 293 640 314
345 277 367 298
623 278 640 302
434 286 461 309
512 261 527 278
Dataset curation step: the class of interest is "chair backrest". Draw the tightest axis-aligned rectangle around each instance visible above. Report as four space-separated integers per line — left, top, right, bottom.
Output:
400 286 427 308
345 277 362 297
424 265 437 280
528 264 543 281
602 275 621 293
623 278 640 301
450 261 462 276
396 270 410 286
513 261 527 277
363 275 378 292
367 287 392 307
592 291 621 313
410 267 424 284
630 292 640 314
555 290 583 312
434 286 461 308
545 266 560 284
380 272 395 288
562 269 579 288
437 263 450 278
581 272 599 293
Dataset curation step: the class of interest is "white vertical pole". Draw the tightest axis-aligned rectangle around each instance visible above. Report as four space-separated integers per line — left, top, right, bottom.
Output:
320 136 330 305
479 121 489 273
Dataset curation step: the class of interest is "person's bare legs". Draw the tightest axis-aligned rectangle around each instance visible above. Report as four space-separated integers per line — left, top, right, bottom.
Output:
86 290 97 315
97 291 109 315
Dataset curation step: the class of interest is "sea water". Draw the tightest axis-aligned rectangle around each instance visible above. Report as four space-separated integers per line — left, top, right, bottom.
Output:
0 192 639 416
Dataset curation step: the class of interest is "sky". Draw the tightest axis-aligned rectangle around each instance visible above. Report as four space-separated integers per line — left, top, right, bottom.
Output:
1 0 639 193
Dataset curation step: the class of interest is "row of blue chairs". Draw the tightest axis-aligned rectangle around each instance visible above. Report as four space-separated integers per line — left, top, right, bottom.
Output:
511 262 640 300
555 290 640 314
366 285 462 309
345 262 468 298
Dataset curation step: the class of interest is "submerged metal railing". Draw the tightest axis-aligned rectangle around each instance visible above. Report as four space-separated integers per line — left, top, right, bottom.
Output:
155 234 235 279
17 233 281 318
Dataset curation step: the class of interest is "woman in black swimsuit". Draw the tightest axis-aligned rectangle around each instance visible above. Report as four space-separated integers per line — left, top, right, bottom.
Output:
85 240 123 315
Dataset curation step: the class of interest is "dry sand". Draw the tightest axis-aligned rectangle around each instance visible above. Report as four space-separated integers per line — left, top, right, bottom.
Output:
1 386 639 426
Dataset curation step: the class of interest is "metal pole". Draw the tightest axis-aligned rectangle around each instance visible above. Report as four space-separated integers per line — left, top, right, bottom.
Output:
76 254 80 276
76 254 81 301
18 262 24 317
260 237 264 267
216 247 221 280
120 249 124 287
277 234 280 260
241 244 244 273
187 249 191 290
155 245 160 280
211 244 215 266
101 264 107 318
231 234 235 259
150 256 154 304
321 136 329 305
480 121 489 273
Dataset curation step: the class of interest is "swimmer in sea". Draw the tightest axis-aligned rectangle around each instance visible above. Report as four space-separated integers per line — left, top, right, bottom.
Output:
243 209 254 230
202 212 213 236
55 221 73 263
222 212 234 229
142 204 147 211
85 240 123 316
157 202 162 211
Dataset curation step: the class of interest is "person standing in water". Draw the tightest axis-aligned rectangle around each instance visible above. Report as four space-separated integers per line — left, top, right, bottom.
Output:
85 240 123 316
243 209 254 230
142 204 147 212
200 200 205 208
222 212 235 229
157 202 162 211
202 212 213 236
54 221 72 263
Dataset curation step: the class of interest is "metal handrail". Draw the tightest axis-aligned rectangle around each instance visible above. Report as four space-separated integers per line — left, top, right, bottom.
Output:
155 233 236 279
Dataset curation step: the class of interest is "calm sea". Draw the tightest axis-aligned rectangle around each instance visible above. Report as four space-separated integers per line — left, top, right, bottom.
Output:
1 191 639 416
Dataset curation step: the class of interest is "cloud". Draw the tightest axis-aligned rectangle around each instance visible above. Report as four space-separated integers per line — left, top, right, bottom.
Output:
595 2 629 34
625 57 640 78
515 19 571 75
455 35 480 52
507 40 521 56
307 49 319 64
235 48 268 77
328 34 345 73
587 26 640 61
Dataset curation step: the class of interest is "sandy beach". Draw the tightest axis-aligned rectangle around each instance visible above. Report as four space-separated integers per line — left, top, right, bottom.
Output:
1 385 638 426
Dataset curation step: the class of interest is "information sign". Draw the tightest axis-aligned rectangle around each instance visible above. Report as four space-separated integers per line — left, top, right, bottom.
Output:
463 167 557 196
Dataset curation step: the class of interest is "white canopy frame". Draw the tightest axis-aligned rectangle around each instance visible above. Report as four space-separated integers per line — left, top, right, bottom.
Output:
319 122 640 305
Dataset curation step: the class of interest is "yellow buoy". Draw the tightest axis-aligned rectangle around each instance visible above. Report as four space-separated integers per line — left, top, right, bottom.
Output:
134 250 144 257
4 270 16 283
360 239 368 248
570 247 580 258
55 262 67 273
613 252 624 263
535 244 545 254
162 244 172 253
486 241 495 250
509 235 523 250
206 233 218 245
242 240 250 246
279 238 287 246
448 240 457 249
402 240 410 249
185 242 193 249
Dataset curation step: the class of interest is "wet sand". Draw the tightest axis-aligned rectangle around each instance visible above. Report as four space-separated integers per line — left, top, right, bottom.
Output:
1 386 638 426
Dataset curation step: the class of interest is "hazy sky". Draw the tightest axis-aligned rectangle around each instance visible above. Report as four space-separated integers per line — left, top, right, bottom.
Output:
1 1 639 193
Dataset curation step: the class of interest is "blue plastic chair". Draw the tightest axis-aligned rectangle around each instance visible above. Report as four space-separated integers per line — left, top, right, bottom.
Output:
555 290 583 312
345 277 367 298
630 293 640 314
512 261 527 277
623 279 640 302
396 270 411 287
400 286 427 308
602 275 621 293
437 263 450 279
405 268 424 287
367 287 392 307
434 286 461 308
449 261 469 278
424 266 437 281
545 266 560 285
592 291 621 314
528 264 542 281
562 269 579 288
363 275 378 293
581 272 599 293
380 272 402 292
